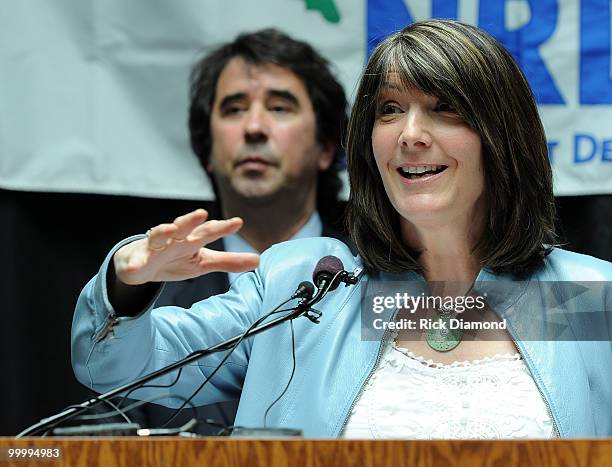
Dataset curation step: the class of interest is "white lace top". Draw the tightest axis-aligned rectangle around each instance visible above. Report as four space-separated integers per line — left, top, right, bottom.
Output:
341 338 555 439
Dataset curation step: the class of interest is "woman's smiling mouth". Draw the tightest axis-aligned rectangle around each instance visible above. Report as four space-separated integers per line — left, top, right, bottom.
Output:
397 164 448 183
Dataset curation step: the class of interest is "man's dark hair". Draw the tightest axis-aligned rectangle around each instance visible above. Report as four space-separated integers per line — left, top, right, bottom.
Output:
189 28 347 222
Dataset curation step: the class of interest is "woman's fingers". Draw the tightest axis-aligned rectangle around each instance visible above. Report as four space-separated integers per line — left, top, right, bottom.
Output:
171 209 209 242
116 210 253 285
188 217 244 246
146 224 180 251
197 249 260 273
145 213 244 261
146 209 209 251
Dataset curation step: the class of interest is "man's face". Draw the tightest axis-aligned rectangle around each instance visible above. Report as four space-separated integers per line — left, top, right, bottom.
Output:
208 57 333 205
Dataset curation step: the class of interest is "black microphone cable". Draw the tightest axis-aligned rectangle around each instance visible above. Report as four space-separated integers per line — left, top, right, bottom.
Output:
56 397 132 424
40 397 135 437
158 294 305 428
156 281 315 428
45 385 200 436
115 366 186 411
32 282 318 436
40 299 300 435
263 318 296 428
115 283 314 429
75 393 196 422
50 302 301 434
259 270 344 427
103 282 314 430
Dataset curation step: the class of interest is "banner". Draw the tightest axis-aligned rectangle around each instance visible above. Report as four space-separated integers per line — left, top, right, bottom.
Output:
0 0 609 199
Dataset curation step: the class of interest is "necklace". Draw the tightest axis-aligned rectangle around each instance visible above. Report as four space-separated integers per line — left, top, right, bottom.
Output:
425 303 462 352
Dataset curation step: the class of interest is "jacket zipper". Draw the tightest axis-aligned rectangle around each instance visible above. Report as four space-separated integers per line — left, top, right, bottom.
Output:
506 331 561 438
94 314 119 342
474 281 561 438
338 311 396 435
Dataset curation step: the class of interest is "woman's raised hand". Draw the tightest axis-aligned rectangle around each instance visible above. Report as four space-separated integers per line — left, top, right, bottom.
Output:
113 209 260 285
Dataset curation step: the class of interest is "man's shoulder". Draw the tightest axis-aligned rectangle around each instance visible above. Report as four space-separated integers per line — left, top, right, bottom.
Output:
321 222 346 240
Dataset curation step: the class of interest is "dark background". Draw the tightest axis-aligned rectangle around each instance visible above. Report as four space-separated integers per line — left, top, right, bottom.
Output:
1 188 610 435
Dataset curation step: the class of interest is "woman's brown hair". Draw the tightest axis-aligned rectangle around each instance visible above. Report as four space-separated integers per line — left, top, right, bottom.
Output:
346 20 557 276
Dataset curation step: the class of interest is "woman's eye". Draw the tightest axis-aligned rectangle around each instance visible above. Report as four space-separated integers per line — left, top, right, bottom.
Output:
378 102 401 115
435 101 455 112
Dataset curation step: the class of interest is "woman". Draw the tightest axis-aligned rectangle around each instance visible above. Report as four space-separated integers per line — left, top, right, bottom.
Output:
72 20 611 438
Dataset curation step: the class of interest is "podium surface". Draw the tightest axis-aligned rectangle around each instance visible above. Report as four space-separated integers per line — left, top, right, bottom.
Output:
1 437 611 466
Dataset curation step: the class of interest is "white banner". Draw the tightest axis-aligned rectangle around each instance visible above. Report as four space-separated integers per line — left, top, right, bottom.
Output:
0 0 610 198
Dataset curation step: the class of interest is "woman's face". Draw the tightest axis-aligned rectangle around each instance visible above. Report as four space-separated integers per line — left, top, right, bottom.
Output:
372 81 485 232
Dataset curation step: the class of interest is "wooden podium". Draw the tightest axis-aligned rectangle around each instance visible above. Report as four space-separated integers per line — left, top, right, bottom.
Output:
1 438 611 466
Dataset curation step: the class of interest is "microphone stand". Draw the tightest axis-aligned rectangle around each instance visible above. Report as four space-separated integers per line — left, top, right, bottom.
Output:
18 300 316 438
19 266 363 437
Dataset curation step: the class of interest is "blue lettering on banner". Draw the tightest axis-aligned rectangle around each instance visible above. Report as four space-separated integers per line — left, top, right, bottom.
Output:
573 133 612 163
367 0 414 55
478 0 564 104
574 134 597 163
602 140 612 161
366 0 460 56
580 0 612 104
547 140 559 163
432 0 458 20
366 0 566 104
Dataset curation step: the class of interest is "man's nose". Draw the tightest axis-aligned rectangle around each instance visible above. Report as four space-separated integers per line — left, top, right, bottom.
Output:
244 105 268 143
398 110 432 150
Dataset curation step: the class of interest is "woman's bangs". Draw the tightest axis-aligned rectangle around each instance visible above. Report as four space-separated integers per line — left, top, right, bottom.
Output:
374 37 457 104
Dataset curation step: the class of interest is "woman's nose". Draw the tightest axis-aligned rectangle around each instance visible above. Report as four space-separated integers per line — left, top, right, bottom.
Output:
398 111 432 149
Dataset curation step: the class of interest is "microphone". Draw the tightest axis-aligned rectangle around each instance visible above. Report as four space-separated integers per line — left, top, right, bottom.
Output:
305 256 362 308
312 255 345 291
291 281 315 300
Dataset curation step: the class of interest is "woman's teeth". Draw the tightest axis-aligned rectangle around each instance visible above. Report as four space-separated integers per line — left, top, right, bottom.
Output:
398 165 447 179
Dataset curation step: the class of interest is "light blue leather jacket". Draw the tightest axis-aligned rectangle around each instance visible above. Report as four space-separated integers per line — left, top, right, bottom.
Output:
72 237 612 437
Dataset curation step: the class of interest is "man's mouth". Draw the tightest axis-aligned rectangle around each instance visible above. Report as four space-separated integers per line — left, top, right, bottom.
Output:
234 156 275 170
397 165 448 180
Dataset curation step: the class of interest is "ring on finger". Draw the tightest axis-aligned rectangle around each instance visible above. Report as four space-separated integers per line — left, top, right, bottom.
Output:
145 228 167 251
145 229 166 251
172 237 186 243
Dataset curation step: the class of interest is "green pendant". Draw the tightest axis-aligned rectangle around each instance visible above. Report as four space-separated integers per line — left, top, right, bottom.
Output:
425 316 462 352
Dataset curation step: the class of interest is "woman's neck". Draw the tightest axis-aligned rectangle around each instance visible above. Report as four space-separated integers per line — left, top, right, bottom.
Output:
401 213 484 283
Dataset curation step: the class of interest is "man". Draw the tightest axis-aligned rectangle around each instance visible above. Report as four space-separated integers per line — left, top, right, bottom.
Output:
156 28 348 308
122 28 348 433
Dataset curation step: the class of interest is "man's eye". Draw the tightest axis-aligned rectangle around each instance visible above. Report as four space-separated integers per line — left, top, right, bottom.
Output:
221 105 245 115
270 105 290 113
268 101 294 113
